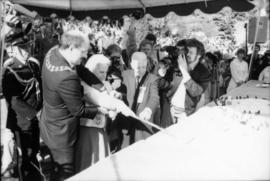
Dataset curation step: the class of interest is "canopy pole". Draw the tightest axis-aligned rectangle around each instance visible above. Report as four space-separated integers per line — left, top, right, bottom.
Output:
244 23 248 54
0 0 7 130
204 0 208 8
137 0 146 14
248 9 262 80
69 0 72 16
1 0 7 77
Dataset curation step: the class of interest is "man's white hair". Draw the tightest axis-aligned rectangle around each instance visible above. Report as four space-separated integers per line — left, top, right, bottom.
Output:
131 52 147 65
60 29 89 49
85 54 111 72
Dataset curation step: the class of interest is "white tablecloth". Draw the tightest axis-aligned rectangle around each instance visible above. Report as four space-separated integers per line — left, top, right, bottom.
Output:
68 80 270 181
224 80 270 100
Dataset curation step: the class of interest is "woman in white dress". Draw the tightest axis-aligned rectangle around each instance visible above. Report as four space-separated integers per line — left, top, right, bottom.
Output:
75 54 136 172
227 48 249 93
75 54 114 172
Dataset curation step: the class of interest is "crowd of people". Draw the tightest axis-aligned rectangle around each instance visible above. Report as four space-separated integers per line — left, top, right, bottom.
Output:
1 3 270 181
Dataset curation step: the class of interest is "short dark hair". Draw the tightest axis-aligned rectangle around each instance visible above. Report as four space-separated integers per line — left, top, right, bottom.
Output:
105 44 121 57
176 39 187 47
253 44 260 50
186 38 205 57
205 52 216 61
236 48 246 55
108 66 122 80
139 40 153 50
213 51 222 60
145 33 157 45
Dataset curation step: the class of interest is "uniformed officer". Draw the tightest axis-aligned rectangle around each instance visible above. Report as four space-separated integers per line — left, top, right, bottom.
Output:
2 41 42 181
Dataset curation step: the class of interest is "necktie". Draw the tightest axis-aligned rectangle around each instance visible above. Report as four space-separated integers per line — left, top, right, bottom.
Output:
136 76 140 88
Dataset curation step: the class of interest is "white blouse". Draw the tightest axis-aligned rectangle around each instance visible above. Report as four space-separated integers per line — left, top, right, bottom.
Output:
230 58 249 83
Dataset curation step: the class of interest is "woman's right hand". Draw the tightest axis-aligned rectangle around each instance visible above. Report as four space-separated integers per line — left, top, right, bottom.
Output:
97 107 109 115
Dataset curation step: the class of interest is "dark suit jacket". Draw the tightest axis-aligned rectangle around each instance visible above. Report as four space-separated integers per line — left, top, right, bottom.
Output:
40 46 98 150
161 63 210 116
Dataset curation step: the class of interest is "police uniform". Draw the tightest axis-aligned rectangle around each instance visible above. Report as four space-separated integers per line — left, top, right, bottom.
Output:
2 55 42 181
40 46 98 180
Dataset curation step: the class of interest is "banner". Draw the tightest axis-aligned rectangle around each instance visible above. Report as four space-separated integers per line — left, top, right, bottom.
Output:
248 16 269 43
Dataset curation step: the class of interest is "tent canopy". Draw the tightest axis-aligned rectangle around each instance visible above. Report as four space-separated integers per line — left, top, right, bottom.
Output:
11 0 255 19
11 0 222 11
12 0 212 11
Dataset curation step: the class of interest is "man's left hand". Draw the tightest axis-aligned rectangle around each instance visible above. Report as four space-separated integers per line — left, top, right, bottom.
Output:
110 90 122 99
108 110 118 120
139 108 152 121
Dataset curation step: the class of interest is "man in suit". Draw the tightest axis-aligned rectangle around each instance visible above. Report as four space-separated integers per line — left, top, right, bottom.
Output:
122 52 159 146
40 30 107 180
246 44 263 80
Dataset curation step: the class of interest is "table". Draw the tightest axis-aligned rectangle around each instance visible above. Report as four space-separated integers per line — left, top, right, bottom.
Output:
67 80 270 181
225 80 270 100
207 80 270 107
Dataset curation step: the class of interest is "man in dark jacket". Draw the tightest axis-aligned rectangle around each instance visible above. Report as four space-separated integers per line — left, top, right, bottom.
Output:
246 44 263 80
169 38 210 123
40 30 107 180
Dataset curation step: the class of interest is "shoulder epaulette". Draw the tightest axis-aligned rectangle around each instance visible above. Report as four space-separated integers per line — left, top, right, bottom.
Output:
28 57 40 67
3 58 14 68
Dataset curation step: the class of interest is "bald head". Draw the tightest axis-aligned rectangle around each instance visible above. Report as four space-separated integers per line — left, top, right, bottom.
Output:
131 52 147 78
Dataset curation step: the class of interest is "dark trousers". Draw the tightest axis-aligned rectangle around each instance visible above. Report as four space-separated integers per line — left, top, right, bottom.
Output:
49 148 75 181
50 162 74 181
13 122 42 181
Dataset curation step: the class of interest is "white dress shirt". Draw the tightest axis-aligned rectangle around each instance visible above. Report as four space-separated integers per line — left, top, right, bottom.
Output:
171 67 191 122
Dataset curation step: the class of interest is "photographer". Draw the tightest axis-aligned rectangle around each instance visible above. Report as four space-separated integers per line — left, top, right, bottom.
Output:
105 44 125 72
204 52 220 101
169 39 211 123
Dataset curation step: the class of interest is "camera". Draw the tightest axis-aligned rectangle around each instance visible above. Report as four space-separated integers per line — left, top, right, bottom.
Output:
110 56 121 67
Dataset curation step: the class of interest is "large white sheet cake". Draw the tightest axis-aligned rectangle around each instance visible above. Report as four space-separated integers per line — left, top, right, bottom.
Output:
68 98 270 181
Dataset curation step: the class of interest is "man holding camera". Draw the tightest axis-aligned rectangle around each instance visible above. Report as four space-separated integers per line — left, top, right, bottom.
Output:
170 38 211 123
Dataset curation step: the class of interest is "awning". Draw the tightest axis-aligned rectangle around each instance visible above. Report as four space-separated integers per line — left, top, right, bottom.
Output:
11 0 255 19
